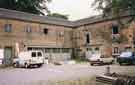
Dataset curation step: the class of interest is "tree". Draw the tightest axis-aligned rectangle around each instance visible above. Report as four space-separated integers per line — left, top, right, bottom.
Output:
47 13 69 20
0 0 51 15
92 0 130 44
92 0 135 19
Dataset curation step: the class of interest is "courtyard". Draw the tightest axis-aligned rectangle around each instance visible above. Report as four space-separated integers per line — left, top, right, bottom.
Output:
0 64 135 85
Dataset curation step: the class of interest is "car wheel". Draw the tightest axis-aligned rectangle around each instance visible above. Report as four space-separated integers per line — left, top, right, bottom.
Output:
91 63 94 66
100 61 104 65
110 60 114 64
37 64 42 68
25 63 29 68
119 62 122 66
13 62 19 68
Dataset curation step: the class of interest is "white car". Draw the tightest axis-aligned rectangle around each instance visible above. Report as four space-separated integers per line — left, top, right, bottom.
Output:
13 51 44 68
88 54 114 65
0 49 4 65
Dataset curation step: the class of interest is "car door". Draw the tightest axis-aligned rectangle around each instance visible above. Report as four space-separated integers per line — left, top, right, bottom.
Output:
37 52 43 63
132 52 135 64
101 55 111 63
31 52 37 63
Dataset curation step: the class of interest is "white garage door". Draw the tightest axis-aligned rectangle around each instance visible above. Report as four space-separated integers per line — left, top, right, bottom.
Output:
27 47 72 62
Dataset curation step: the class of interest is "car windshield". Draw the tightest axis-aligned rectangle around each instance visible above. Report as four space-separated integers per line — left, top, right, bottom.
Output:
91 54 101 58
120 52 132 57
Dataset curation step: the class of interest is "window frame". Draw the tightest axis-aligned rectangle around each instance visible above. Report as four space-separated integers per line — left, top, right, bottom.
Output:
4 24 12 32
43 28 48 35
37 52 42 57
86 32 91 44
31 52 36 57
112 25 119 34
113 47 119 54
25 25 32 33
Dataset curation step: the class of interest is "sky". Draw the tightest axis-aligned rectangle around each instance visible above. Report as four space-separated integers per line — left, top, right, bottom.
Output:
48 0 101 21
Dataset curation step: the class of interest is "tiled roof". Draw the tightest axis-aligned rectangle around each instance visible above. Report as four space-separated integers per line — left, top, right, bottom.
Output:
0 8 74 27
0 8 134 27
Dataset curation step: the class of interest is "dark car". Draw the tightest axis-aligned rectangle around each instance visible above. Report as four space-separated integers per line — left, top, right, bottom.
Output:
117 52 135 65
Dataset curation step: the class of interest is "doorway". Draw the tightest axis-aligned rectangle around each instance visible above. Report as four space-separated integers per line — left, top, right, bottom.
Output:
4 47 12 65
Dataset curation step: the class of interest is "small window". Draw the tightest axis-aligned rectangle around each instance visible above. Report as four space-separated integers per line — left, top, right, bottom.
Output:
45 48 52 53
62 48 69 53
4 24 12 32
86 33 90 44
95 47 99 51
113 47 119 54
59 31 64 36
27 47 32 50
112 25 119 34
87 48 92 51
26 25 32 33
53 48 60 53
38 52 42 57
43 28 48 34
32 52 36 57
125 47 132 52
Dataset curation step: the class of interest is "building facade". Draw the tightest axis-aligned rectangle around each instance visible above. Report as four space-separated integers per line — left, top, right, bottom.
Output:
0 8 135 64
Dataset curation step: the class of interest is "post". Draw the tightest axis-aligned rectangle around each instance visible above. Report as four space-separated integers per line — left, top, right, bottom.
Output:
105 66 110 75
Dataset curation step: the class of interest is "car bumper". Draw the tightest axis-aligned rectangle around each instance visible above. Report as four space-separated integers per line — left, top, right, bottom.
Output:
117 58 132 64
90 61 102 64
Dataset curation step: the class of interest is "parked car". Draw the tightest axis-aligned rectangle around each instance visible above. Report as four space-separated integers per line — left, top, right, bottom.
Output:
13 51 44 68
88 54 114 66
117 51 135 65
0 49 4 65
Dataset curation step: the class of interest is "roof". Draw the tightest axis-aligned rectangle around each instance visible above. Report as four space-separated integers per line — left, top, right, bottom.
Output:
0 8 134 27
74 13 135 27
0 8 74 27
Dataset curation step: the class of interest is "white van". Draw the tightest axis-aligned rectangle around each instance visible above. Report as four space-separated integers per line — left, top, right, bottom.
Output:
13 51 44 68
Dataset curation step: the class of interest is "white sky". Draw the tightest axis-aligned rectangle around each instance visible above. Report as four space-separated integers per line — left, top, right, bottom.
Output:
48 0 101 21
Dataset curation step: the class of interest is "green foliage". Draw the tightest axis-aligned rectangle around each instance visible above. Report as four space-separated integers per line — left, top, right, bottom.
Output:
0 0 51 15
74 56 88 64
47 13 69 20
93 0 135 18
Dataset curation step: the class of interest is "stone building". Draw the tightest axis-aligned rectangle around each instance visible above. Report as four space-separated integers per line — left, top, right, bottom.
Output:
0 8 134 65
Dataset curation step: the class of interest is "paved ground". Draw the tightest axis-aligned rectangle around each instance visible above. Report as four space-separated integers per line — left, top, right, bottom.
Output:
0 64 135 85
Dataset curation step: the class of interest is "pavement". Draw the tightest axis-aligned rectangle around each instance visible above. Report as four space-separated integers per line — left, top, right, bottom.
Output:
0 64 135 85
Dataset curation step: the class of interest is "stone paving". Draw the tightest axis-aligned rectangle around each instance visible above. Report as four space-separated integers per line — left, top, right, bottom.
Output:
0 64 135 85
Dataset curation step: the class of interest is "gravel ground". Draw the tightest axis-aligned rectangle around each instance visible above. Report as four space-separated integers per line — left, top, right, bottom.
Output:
0 64 135 85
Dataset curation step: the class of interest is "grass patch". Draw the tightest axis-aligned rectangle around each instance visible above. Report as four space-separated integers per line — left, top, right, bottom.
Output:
75 60 88 64
73 57 89 64
0 64 12 69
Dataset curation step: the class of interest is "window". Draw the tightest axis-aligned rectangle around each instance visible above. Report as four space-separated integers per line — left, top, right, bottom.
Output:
59 31 64 36
45 48 52 53
87 48 92 51
38 52 42 57
112 25 119 34
4 24 12 32
32 52 36 57
113 47 119 54
95 47 99 51
125 47 132 52
26 25 32 33
53 48 60 53
27 47 32 50
86 33 90 44
43 28 48 34
62 48 69 53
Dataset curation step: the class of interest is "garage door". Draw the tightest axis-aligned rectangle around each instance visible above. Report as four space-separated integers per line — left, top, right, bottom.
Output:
27 47 72 62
